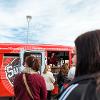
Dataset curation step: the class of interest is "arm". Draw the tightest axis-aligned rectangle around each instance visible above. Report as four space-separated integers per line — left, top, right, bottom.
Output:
49 72 55 83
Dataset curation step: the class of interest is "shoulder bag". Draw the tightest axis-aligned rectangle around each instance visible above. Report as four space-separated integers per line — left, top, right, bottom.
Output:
23 73 34 100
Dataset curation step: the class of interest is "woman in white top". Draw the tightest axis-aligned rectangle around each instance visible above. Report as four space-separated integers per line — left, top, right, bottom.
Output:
42 65 55 100
68 54 76 81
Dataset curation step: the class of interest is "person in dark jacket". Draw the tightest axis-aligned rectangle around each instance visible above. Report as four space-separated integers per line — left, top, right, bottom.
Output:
57 63 70 92
14 55 47 100
58 30 100 100
49 53 58 66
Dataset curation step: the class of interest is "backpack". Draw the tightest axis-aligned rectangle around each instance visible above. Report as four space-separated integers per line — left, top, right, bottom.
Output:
57 74 99 100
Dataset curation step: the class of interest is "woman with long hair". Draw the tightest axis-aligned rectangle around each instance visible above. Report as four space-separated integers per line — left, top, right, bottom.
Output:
57 63 70 92
42 65 55 100
58 30 100 100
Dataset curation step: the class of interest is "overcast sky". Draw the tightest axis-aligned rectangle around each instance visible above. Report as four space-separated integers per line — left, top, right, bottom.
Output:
0 0 100 46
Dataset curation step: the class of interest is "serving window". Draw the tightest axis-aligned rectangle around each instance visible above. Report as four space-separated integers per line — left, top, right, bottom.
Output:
47 51 69 67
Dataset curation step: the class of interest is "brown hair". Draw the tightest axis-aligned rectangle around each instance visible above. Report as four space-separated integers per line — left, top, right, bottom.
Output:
74 30 100 98
75 30 100 77
60 63 69 75
25 55 40 71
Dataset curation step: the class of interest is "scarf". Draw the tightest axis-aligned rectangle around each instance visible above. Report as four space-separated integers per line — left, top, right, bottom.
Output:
23 67 38 74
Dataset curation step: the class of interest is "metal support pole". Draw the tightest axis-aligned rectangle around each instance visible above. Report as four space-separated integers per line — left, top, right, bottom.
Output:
26 15 32 44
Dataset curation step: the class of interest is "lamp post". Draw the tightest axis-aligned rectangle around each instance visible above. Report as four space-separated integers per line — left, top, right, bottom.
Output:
26 15 32 43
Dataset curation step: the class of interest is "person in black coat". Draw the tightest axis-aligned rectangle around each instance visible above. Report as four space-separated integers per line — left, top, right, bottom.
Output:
57 63 70 92
58 30 100 100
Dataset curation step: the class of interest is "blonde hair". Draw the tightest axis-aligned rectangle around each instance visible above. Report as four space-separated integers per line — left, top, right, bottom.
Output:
43 65 51 74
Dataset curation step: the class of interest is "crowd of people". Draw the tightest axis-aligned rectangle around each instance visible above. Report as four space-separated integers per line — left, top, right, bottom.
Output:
14 29 100 100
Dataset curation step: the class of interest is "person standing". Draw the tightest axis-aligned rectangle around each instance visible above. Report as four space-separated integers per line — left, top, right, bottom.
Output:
57 63 70 92
58 30 100 100
14 55 47 100
49 53 58 66
67 54 76 81
42 65 55 100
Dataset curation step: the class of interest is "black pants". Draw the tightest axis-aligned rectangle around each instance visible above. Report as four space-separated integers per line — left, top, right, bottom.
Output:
47 91 52 100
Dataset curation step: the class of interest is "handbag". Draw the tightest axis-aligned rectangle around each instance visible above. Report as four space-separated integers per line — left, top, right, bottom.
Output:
51 83 59 95
23 73 34 100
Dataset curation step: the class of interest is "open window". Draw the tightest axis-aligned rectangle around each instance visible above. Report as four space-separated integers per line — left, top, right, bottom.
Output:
47 51 69 74
47 51 69 66
20 50 45 74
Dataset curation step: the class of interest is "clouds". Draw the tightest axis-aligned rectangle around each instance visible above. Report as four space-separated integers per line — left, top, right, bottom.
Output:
0 0 100 46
